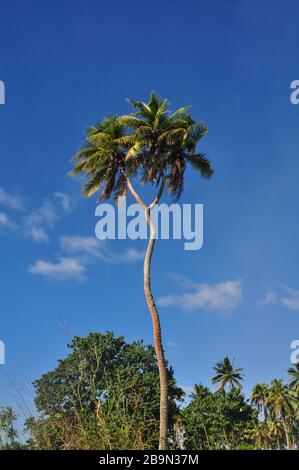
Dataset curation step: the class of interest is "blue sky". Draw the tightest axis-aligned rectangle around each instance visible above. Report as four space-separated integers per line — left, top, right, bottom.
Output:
1 0 299 422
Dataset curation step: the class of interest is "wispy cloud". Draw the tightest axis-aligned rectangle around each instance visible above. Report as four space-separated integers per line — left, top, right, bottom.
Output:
281 287 299 311
0 184 77 243
60 235 144 263
0 212 10 227
60 235 107 259
0 187 23 210
28 257 86 281
23 191 76 243
260 286 299 311
24 200 58 242
0 212 17 231
260 290 278 305
28 235 144 281
167 340 180 349
54 192 73 213
158 277 242 313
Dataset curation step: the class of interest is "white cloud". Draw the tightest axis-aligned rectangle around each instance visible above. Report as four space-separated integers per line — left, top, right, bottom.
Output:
0 187 76 243
167 340 180 349
24 200 58 242
260 290 277 305
60 235 106 259
24 191 75 243
54 192 73 213
60 235 143 263
281 287 299 311
0 212 17 231
28 226 50 242
260 286 299 311
29 235 143 282
0 187 23 210
28 257 86 281
116 247 144 262
26 200 58 227
158 279 242 313
0 212 9 226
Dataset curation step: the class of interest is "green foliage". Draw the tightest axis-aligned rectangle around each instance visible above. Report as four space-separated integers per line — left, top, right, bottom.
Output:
25 332 183 450
4 342 299 450
182 385 258 449
0 406 20 449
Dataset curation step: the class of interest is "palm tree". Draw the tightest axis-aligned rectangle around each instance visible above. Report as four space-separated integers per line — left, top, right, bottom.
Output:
268 420 284 450
251 383 269 420
251 421 271 449
212 356 244 392
0 407 18 449
288 363 299 396
266 379 294 449
71 92 213 449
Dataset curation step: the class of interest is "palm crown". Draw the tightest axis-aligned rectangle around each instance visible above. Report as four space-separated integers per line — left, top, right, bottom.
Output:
70 92 213 202
288 363 299 396
212 356 244 392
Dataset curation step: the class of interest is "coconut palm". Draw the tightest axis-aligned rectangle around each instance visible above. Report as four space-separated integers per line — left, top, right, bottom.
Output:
268 420 284 449
288 363 299 396
212 357 244 392
266 379 294 449
70 92 213 449
251 383 269 420
0 407 18 449
251 421 270 449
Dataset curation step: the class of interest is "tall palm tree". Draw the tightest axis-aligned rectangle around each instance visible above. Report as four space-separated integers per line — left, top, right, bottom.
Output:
71 92 213 449
288 363 299 396
212 356 244 392
266 379 294 449
251 383 269 420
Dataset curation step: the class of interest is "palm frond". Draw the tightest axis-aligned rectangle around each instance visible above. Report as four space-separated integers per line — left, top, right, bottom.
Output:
187 153 213 178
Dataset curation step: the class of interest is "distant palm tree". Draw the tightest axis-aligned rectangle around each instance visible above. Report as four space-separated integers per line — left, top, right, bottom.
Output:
0 407 18 449
71 92 213 449
212 357 244 392
288 363 299 396
251 383 269 420
266 379 294 449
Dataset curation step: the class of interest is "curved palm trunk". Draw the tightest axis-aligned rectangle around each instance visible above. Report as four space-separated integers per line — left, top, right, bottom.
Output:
144 210 168 450
126 176 168 450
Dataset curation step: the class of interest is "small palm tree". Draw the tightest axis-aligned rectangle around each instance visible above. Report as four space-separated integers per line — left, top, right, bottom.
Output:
288 363 299 396
266 379 294 449
71 92 213 449
251 383 269 420
212 356 244 392
0 407 18 449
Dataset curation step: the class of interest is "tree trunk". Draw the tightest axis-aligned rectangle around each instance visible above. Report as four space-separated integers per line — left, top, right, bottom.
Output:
144 208 169 450
125 175 168 450
282 414 291 450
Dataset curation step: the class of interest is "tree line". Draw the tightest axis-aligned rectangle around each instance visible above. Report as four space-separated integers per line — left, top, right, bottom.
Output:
1 332 298 450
